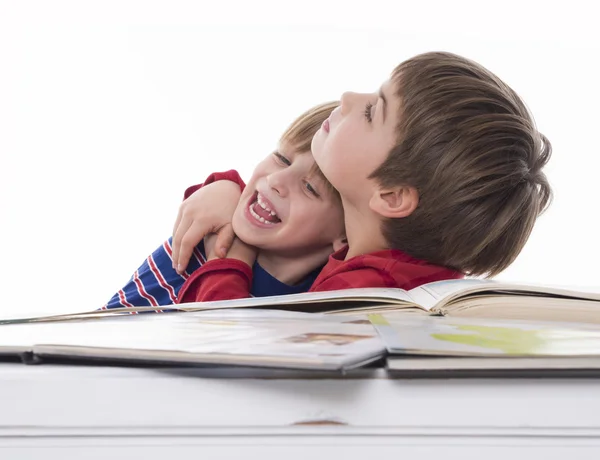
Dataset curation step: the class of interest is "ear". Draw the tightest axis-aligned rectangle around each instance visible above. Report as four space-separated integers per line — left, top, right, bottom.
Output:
332 234 348 252
369 185 419 219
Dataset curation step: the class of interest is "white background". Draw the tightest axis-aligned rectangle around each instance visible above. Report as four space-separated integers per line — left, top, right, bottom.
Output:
1 0 598 318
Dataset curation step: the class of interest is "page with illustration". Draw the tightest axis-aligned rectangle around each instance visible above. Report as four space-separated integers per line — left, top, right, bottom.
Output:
370 313 600 357
0 309 386 370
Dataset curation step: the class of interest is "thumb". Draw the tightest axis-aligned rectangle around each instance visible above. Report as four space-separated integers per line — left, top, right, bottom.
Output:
215 223 236 258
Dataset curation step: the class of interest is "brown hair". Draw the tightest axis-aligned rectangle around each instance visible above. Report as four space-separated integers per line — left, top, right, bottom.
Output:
280 101 340 198
370 51 552 277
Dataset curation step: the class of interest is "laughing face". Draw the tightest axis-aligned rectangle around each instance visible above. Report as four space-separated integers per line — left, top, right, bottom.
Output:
231 143 345 260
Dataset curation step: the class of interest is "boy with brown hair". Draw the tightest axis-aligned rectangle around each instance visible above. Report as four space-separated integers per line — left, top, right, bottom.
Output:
172 51 551 300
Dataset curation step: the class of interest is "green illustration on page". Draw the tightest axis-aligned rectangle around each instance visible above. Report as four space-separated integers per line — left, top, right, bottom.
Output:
369 314 600 357
431 325 548 355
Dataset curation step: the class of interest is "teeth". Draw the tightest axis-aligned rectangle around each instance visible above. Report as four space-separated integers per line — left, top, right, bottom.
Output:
257 194 278 217
249 202 276 224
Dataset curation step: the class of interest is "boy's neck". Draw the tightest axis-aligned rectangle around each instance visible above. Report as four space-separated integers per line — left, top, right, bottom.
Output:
256 249 331 286
342 200 389 260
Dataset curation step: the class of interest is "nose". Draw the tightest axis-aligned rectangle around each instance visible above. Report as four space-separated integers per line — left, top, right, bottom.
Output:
340 91 359 115
266 169 289 198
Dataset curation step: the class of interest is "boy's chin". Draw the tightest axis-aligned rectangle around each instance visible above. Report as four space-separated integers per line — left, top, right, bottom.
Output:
232 220 267 248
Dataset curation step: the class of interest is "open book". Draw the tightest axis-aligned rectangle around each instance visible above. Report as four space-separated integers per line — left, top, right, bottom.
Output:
370 314 600 376
3 279 600 326
0 309 385 372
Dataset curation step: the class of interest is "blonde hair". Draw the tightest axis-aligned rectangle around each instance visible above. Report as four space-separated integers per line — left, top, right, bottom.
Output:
280 101 340 198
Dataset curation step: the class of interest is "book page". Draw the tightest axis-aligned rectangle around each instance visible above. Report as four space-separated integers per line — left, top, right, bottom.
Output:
407 279 494 311
371 314 600 357
0 288 420 325
1 310 385 370
408 279 600 313
179 288 417 310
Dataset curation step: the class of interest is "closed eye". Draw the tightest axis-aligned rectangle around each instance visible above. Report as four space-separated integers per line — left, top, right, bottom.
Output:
364 102 373 123
304 180 320 198
273 152 291 166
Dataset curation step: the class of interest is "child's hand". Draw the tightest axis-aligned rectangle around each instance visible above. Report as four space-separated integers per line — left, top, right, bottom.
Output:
204 227 257 267
203 225 232 261
172 181 241 274
225 237 258 268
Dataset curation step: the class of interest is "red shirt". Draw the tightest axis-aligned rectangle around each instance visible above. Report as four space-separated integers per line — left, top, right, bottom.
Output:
176 170 250 303
176 170 464 303
182 169 246 200
307 246 463 292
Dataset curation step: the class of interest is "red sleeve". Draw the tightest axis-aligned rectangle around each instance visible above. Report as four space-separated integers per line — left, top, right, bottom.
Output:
183 170 246 200
176 258 253 303
309 268 397 292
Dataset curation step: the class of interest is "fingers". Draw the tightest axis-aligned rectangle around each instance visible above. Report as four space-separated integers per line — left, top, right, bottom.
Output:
175 223 213 274
171 206 183 244
172 216 189 271
203 233 219 261
171 204 188 270
171 180 240 271
215 223 236 258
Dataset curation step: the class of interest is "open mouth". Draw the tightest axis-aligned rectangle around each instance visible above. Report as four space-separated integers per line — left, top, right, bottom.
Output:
247 191 281 225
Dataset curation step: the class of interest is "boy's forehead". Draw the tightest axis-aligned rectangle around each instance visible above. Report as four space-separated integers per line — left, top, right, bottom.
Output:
380 78 402 127
381 78 400 104
381 78 393 94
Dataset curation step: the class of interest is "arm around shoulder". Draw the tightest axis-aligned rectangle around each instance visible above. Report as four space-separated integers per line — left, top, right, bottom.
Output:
176 258 253 303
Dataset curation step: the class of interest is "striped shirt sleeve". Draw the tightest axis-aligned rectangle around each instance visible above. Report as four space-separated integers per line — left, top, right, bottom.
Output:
101 237 206 312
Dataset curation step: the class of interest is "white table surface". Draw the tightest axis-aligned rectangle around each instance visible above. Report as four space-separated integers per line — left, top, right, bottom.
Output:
1 363 600 459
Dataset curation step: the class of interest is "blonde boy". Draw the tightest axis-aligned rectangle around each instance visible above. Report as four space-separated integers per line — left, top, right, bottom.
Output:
104 102 345 308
